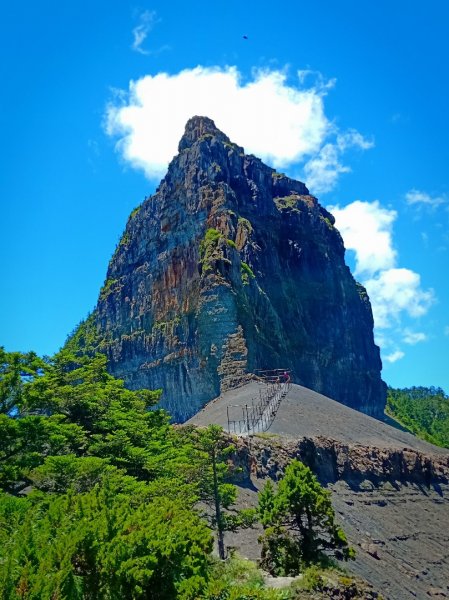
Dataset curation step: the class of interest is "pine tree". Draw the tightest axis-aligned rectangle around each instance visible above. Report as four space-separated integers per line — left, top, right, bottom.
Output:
258 459 354 575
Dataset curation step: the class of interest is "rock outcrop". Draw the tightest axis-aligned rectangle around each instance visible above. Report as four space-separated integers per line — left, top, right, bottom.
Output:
69 116 386 420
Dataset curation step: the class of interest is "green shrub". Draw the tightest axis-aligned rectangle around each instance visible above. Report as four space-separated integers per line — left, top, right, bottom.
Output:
238 217 253 233
273 195 301 212
99 278 119 300
118 231 130 247
199 228 222 259
294 565 324 591
129 204 141 219
241 262 255 284
204 555 287 599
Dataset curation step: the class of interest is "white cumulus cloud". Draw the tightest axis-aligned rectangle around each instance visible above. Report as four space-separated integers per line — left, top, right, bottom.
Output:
327 200 397 276
328 199 435 363
364 268 434 329
303 130 374 195
303 144 351 195
105 65 371 188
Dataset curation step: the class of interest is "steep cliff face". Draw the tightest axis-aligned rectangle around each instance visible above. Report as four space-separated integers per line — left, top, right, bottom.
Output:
72 116 386 420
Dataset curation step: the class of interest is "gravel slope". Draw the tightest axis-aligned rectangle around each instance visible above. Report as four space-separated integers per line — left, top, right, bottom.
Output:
188 382 448 455
188 382 449 599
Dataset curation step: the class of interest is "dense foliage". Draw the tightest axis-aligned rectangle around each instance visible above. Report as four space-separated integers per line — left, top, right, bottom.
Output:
386 386 449 448
0 347 215 598
258 460 354 575
0 346 352 598
0 483 212 599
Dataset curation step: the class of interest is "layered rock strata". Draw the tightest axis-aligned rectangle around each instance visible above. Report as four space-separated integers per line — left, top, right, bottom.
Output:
70 116 386 420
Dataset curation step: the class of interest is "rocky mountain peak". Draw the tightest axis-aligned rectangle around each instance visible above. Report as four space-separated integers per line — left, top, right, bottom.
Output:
70 117 386 422
178 115 232 151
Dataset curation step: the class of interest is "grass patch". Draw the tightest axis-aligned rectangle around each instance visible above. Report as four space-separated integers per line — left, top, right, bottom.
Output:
199 228 222 259
119 232 130 247
322 216 333 229
200 228 237 273
254 432 280 440
273 195 301 212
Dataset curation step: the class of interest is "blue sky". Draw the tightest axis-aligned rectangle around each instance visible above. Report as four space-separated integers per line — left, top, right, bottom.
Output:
1 0 448 392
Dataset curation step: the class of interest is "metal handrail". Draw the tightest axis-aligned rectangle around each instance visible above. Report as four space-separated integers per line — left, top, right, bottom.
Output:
226 370 291 435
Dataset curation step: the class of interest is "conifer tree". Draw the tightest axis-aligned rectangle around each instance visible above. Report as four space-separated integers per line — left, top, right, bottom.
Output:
192 425 256 559
258 459 354 574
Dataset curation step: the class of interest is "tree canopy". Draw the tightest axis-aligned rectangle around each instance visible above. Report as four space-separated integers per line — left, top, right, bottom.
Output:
0 346 353 597
387 386 449 448
258 459 354 575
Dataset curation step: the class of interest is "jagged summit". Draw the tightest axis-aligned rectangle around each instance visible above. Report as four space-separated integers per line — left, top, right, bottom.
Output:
178 116 233 151
69 117 386 421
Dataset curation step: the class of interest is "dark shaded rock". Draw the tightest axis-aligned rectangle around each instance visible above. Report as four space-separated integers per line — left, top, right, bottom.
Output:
70 116 386 421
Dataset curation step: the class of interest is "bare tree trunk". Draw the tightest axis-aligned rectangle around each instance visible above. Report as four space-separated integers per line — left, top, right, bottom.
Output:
212 448 226 559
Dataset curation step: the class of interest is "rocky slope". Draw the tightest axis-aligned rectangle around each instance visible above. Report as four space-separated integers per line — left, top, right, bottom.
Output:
69 116 385 421
189 382 449 599
231 437 449 600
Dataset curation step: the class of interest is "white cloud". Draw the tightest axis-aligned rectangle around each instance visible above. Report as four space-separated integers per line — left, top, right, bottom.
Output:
327 200 397 276
328 199 435 364
303 130 373 195
384 350 405 363
337 130 374 151
131 10 158 55
303 144 350 195
364 268 434 329
405 189 447 207
105 65 371 186
402 329 427 345
297 69 337 92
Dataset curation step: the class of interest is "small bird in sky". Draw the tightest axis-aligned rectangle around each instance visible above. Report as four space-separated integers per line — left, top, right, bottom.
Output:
243 35 248 40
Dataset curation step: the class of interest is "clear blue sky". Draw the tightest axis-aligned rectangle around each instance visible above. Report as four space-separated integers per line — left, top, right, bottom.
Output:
1 0 448 392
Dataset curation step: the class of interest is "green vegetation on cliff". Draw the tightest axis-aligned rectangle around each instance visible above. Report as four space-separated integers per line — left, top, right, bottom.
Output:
64 312 102 354
273 195 301 212
241 261 255 284
386 386 449 448
99 277 120 300
199 228 223 273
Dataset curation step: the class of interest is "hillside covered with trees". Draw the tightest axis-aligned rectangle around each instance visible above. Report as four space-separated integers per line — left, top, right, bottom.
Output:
386 386 449 449
0 347 355 599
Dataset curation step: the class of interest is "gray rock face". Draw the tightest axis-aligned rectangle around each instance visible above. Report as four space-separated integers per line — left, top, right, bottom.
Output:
73 116 386 420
